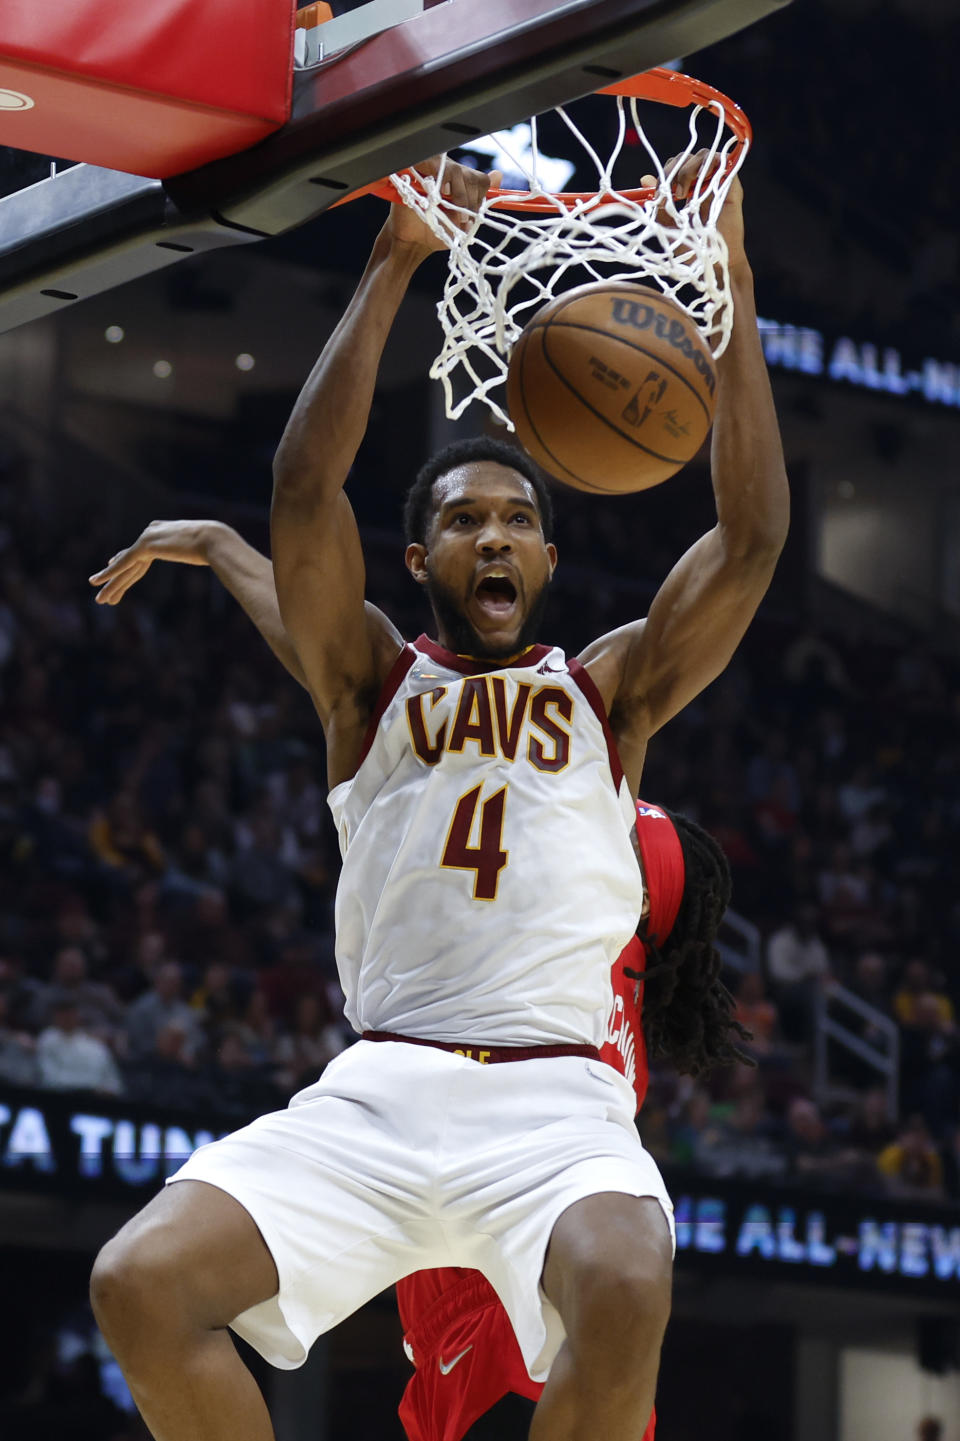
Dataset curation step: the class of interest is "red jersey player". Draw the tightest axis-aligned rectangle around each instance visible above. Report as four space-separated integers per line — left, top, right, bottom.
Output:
396 799 690 1441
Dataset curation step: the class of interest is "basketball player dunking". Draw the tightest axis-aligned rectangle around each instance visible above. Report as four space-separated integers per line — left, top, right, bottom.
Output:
92 520 742 1441
89 152 787 1441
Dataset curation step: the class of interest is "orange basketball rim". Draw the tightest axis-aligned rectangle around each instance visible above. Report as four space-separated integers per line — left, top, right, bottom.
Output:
343 68 752 212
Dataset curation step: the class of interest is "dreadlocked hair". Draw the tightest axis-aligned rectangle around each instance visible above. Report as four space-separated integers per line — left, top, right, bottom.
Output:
628 810 754 1078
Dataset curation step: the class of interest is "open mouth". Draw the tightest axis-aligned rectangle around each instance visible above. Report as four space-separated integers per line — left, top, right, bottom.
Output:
474 573 518 619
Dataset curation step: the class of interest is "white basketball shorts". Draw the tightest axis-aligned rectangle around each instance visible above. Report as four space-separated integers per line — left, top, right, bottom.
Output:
166 1038 674 1381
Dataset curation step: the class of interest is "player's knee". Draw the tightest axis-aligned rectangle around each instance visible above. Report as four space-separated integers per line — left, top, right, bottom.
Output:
90 1240 145 1351
591 1256 671 1336
91 1223 199 1348
571 1250 672 1368
91 1233 162 1336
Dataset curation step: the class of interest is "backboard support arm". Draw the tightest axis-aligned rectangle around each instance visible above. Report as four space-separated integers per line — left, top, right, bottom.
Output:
0 0 792 335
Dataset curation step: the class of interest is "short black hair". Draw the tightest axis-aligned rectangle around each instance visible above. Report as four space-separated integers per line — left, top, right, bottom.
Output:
629 810 753 1078
403 436 554 547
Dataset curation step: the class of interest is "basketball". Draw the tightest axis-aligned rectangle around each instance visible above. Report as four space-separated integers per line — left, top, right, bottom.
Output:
505 282 718 494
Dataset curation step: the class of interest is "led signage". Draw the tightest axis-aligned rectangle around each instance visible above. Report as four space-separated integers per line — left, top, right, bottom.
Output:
675 1191 960 1286
757 317 960 411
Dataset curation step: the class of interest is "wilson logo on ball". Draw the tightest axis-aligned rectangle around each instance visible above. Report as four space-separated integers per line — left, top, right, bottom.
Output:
610 299 717 398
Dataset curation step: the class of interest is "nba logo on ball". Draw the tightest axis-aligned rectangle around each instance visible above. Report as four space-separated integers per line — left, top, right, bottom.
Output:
621 373 669 430
0 89 34 111
506 281 718 495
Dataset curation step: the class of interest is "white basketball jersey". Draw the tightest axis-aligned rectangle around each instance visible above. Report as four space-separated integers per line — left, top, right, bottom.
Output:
328 635 644 1046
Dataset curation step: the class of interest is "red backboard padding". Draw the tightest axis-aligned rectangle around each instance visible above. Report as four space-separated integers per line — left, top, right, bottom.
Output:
0 0 294 178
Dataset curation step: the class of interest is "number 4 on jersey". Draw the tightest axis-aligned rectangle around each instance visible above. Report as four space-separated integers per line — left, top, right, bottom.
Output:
441 784 508 901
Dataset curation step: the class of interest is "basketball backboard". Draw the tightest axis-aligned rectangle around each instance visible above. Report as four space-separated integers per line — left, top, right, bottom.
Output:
0 0 792 334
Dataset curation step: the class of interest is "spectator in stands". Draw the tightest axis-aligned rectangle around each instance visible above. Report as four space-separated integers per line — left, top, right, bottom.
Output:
783 1098 850 1188
899 991 960 1137
0 950 46 1033
167 887 255 973
229 812 300 917
189 960 242 1032
268 752 326 846
752 773 800 852
766 903 831 1042
235 989 279 1069
103 926 169 1009
274 992 345 1093
162 821 229 896
636 1089 672 1168
812 706 850 773
848 951 891 1015
832 951 897 1088
889 882 929 959
877 1115 945 1198
833 1087 898 1189
747 732 800 814
36 995 123 1095
39 945 125 1041
837 763 887 826
732 971 779 1057
131 929 168 987
203 1026 284 1118
842 1086 897 1156
190 777 236 856
667 1085 714 1167
817 842 873 943
897 813 951 898
258 929 336 1025
894 959 955 1027
125 1021 209 1112
0 988 37 1087
124 960 199 1061
51 898 105 960
23 773 94 884
88 790 166 883
850 801 893 864
693 1076 786 1181
803 779 843 850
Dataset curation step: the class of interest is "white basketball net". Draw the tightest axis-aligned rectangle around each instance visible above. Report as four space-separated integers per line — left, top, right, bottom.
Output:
389 77 749 427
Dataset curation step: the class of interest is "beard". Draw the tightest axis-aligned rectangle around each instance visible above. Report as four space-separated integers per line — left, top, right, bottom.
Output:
425 569 552 660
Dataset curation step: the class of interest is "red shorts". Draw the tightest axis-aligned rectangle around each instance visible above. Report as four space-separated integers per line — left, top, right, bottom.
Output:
397 1269 656 1441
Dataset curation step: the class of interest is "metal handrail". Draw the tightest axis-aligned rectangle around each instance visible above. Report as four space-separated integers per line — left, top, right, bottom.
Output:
716 906 761 975
813 980 900 1122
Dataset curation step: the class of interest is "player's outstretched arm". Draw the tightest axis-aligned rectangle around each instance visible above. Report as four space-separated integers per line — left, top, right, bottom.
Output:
580 167 789 795
89 519 309 683
90 518 308 683
271 158 495 786
90 519 399 699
